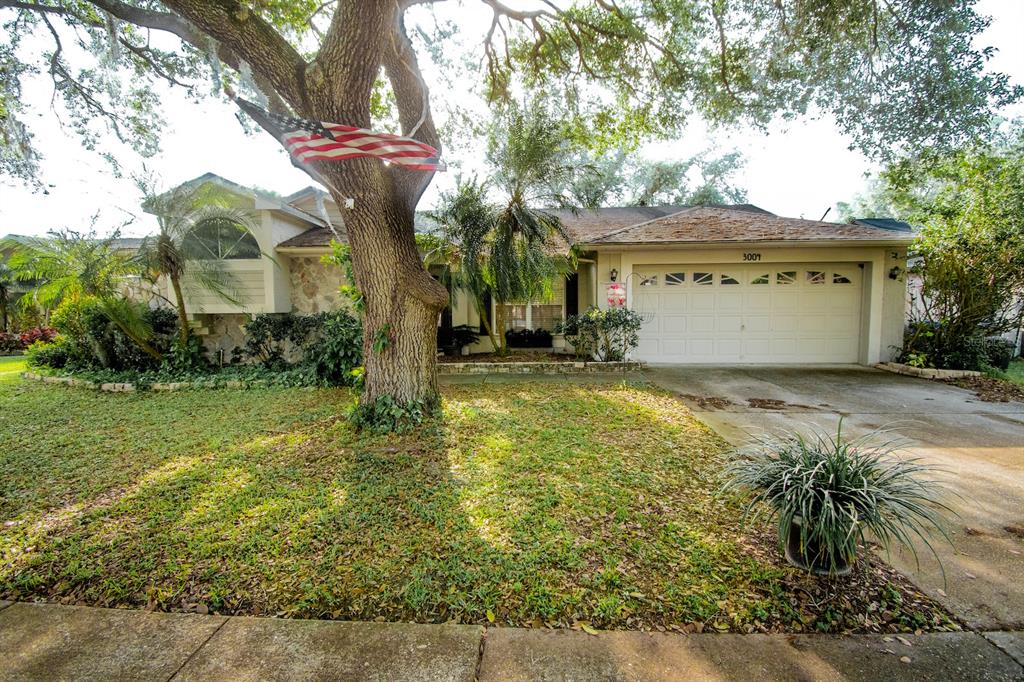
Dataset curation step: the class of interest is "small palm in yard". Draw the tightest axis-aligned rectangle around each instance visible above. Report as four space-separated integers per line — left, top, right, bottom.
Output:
429 102 592 354
725 424 954 576
138 180 258 348
0 261 15 331
6 229 161 360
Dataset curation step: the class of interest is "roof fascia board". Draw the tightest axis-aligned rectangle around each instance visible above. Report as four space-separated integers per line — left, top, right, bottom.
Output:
275 246 335 255
585 237 913 250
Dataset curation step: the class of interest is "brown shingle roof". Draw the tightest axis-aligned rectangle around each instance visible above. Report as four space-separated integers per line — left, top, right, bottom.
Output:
274 203 910 250
277 226 338 249
275 204 773 249
590 206 913 245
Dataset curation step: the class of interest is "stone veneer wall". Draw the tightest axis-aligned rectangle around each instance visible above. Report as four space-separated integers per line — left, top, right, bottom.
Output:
196 313 250 364
288 255 350 314
192 256 350 363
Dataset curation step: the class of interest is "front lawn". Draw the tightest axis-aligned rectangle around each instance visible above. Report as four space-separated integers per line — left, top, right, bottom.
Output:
0 378 951 633
1005 358 1024 386
0 355 26 382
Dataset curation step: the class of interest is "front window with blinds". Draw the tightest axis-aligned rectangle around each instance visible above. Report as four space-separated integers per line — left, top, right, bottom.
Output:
497 277 566 332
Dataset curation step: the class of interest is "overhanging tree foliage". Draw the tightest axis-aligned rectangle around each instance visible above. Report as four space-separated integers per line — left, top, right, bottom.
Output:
1 0 1020 424
566 148 748 208
893 125 1024 365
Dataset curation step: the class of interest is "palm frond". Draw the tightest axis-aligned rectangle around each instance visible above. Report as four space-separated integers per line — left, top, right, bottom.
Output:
137 182 260 314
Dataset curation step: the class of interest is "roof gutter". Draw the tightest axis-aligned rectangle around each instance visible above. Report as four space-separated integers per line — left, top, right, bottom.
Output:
275 246 333 255
585 237 914 250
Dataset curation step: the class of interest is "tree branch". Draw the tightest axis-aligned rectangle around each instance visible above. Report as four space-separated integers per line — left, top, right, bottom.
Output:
383 7 441 212
0 0 68 15
98 0 309 112
2 0 306 113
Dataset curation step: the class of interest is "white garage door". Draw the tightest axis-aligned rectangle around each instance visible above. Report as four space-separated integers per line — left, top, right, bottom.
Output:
632 264 863 363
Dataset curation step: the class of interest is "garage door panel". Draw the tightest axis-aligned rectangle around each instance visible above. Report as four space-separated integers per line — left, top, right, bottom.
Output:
690 315 716 333
633 263 863 364
773 315 801 333
745 315 771 333
689 339 715 358
744 291 771 308
743 338 772 358
636 338 660 356
718 292 743 311
829 313 860 334
717 315 743 333
716 339 742 357
661 339 687 356
801 291 831 312
772 291 801 311
662 315 687 333
799 315 827 332
690 291 716 311
660 293 690 312
635 294 657 314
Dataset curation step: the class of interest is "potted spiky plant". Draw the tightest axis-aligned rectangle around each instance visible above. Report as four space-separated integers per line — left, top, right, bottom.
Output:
724 425 952 576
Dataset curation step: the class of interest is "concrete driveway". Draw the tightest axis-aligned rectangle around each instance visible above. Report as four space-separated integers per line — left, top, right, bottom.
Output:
647 365 1024 631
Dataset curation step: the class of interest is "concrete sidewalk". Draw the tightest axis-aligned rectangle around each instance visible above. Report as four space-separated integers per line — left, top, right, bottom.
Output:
1 601 1021 681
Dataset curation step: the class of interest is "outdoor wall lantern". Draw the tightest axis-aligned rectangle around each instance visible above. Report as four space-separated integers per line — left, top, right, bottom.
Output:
610 268 619 282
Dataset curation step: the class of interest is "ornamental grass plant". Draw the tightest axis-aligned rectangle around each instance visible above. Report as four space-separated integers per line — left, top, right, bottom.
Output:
725 423 954 576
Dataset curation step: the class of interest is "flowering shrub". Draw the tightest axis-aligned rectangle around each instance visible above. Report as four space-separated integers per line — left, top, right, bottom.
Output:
557 307 643 361
0 327 57 353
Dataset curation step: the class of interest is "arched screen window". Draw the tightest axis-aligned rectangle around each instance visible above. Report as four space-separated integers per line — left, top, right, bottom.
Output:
186 219 261 260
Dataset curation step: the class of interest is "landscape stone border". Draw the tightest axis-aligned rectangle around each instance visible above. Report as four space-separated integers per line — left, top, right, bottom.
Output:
874 362 982 380
20 372 259 393
22 362 645 392
438 361 645 375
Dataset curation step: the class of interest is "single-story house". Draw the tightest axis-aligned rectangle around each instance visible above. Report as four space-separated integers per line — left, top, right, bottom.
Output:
134 173 916 364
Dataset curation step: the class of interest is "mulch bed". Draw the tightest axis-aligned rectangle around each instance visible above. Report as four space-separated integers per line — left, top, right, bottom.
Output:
739 528 959 635
438 352 578 363
942 376 1024 403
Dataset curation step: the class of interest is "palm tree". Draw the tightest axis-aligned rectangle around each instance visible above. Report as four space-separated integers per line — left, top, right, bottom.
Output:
138 181 258 347
0 261 14 331
7 229 162 360
429 103 589 354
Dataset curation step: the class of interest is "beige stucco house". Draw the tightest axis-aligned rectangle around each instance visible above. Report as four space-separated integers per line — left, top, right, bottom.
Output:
164 173 914 365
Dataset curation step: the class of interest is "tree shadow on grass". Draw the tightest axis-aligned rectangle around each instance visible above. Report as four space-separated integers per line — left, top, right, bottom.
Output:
0 381 941 632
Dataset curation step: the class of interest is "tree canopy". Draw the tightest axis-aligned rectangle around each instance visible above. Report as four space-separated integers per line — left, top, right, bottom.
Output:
853 121 1024 366
429 102 582 353
1 0 1020 191
567 149 748 208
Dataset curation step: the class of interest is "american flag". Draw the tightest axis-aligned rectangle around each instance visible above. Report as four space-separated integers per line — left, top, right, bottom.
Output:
236 98 446 172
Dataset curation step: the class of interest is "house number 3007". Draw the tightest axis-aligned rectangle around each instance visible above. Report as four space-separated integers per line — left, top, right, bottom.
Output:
742 252 762 261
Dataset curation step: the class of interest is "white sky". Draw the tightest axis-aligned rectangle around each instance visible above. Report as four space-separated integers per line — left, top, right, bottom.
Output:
1 0 1022 237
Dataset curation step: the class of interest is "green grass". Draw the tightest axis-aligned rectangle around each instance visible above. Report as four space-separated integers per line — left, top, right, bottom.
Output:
0 356 26 382
0 378 946 632
1004 359 1024 386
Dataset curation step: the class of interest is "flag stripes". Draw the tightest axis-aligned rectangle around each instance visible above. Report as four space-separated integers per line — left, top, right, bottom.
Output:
235 98 445 172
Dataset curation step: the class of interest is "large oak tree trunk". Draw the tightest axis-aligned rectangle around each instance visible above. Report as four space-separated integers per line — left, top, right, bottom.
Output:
323 163 448 407
159 0 450 417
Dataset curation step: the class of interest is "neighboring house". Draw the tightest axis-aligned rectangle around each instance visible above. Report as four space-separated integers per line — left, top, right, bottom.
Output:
12 173 919 365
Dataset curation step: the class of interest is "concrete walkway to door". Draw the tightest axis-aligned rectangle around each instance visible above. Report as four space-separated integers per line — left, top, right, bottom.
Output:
647 365 1024 632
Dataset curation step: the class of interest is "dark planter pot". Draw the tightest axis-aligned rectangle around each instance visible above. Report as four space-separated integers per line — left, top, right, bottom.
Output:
783 518 853 576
